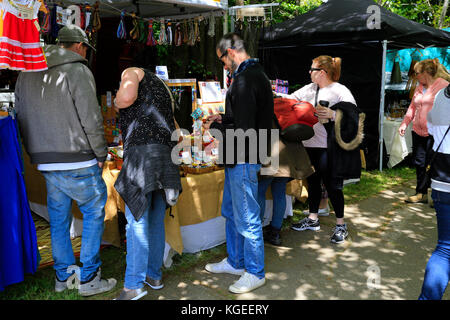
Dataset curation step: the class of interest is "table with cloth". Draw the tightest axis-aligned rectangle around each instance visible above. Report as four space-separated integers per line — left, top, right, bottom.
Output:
383 117 413 168
24 153 299 266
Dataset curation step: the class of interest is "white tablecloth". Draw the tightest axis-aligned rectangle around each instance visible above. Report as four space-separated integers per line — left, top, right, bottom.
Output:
383 118 413 168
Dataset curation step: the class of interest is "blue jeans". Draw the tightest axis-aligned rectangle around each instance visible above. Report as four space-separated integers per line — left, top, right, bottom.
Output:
258 177 290 230
419 189 450 300
124 190 166 290
222 164 264 279
42 164 107 282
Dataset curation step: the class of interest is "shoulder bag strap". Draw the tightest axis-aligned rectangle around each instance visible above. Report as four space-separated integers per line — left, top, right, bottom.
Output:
429 125 450 166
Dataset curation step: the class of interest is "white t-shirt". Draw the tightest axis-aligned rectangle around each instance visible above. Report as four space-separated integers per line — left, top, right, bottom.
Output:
278 82 356 148
38 159 98 171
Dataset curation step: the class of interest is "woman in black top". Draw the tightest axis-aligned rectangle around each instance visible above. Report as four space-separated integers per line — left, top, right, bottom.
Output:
113 67 182 300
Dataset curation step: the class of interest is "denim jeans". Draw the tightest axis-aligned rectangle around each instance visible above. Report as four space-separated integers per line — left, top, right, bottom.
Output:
42 164 107 282
419 189 450 300
124 190 166 290
258 177 291 230
222 164 264 279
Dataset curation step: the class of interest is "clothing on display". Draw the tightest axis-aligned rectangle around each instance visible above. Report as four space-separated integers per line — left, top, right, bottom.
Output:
0 0 48 71
0 116 39 291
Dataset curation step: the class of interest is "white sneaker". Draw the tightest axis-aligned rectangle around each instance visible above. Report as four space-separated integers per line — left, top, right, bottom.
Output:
303 207 330 216
229 272 266 294
205 257 245 276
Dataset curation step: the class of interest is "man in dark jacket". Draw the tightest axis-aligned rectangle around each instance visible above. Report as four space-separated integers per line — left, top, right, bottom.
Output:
203 33 274 294
15 25 116 296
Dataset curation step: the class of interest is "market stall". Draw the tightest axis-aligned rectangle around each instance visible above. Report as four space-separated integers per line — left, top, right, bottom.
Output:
260 0 450 171
4 0 299 269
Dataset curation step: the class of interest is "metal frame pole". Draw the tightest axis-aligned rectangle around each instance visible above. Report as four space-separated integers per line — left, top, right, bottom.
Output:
379 40 388 172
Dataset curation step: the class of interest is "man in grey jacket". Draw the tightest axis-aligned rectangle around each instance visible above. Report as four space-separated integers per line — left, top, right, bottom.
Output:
15 25 116 297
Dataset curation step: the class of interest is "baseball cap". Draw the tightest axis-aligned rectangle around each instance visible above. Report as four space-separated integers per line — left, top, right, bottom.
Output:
57 25 96 52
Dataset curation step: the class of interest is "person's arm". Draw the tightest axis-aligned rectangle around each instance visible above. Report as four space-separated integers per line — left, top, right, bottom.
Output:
114 67 143 109
276 85 309 101
399 101 416 136
399 86 421 136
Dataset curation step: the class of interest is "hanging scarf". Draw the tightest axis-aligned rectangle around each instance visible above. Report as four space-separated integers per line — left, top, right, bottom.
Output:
146 19 157 46
207 15 215 37
166 21 173 45
130 13 139 40
159 18 167 45
182 20 189 44
188 20 195 46
232 58 259 79
84 5 92 32
194 18 200 44
117 11 126 39
79 5 85 30
174 22 182 46
138 19 147 43
92 1 101 32
41 4 50 34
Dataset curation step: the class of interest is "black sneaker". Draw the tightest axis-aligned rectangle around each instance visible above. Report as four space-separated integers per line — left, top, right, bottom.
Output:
263 226 282 246
291 217 320 231
330 224 348 244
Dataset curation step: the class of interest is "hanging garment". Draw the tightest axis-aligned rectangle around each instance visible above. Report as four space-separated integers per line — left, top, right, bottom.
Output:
91 1 100 32
146 19 157 46
207 15 215 37
0 0 48 71
174 22 182 46
166 20 172 45
130 13 139 40
0 116 39 291
158 18 167 45
39 3 49 34
138 19 147 43
117 11 126 39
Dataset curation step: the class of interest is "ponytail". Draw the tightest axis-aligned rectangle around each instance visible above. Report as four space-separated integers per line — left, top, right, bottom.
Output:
313 55 342 82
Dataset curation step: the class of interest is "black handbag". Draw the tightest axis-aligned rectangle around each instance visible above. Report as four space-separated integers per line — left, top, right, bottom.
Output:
417 125 450 191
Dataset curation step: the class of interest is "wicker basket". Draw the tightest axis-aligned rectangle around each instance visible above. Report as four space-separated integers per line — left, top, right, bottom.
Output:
181 165 215 175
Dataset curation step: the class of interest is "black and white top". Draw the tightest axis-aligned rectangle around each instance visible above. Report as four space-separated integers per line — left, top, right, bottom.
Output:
119 69 176 151
428 88 450 193
115 69 181 221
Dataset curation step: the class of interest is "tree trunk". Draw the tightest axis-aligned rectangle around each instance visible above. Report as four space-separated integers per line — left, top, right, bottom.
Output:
439 0 449 29
237 0 244 5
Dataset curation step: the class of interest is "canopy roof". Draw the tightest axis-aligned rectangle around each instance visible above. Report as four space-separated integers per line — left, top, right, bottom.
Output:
261 0 450 49
55 0 227 19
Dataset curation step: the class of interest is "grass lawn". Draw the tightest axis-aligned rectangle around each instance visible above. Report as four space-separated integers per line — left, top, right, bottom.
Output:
0 166 415 300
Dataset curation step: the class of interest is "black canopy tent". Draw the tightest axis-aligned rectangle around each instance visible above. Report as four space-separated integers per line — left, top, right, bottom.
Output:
259 0 450 170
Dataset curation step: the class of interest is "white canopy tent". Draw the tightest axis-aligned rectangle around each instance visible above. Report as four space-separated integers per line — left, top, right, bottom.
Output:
50 0 228 20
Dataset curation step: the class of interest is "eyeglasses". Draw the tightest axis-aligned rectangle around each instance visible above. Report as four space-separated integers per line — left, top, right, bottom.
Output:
219 46 236 65
310 68 325 73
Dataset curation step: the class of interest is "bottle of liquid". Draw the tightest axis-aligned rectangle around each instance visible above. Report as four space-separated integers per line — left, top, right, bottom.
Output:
318 100 330 124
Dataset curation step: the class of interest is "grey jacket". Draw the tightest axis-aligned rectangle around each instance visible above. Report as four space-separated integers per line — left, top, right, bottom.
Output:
15 44 107 164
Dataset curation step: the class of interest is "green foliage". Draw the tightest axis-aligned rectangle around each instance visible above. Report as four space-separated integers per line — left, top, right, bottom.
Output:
230 0 450 28
377 0 450 28
187 59 214 80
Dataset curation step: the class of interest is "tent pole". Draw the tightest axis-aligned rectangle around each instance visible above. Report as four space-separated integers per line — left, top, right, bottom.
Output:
379 40 388 172
223 11 229 89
